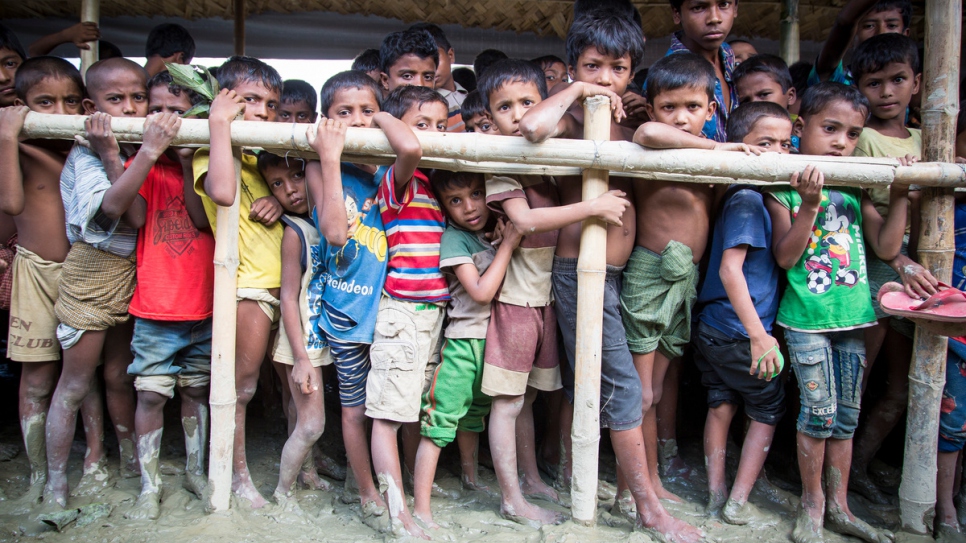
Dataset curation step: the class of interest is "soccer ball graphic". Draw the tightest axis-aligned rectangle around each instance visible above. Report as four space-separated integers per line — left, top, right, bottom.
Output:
807 269 832 294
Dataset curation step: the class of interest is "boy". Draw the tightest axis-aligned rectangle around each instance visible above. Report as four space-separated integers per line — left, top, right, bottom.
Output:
765 81 905 543
44 58 183 507
531 55 567 92
412 170 523 528
379 28 439 94
0 25 26 107
124 72 213 521
363 85 449 539
409 23 467 132
847 32 923 505
473 49 508 80
666 0 740 142
0 56 92 506
728 38 758 64
304 69 389 524
143 23 196 77
477 58 630 528
461 90 499 134
193 56 285 508
278 79 318 124
733 54 799 148
695 101 792 525
261 150 332 505
352 49 382 83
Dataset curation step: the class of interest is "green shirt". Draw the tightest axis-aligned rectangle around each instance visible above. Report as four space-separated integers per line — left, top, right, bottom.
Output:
768 187 875 332
438 226 495 339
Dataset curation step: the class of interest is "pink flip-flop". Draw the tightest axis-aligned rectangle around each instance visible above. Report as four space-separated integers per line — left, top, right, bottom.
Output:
878 281 966 337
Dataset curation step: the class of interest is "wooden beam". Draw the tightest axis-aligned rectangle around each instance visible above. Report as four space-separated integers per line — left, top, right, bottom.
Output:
79 0 99 79
899 0 962 534
779 0 800 65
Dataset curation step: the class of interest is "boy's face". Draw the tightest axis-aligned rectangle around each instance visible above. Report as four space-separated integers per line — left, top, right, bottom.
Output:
488 80 543 136
232 80 279 122
84 67 148 117
465 113 499 135
644 87 716 137
570 49 633 96
148 86 193 116
956 129 966 162
401 101 449 133
730 42 757 64
855 8 908 44
856 61 920 122
16 76 83 116
672 0 737 52
543 61 567 91
796 100 865 156
382 54 437 92
435 47 455 90
0 47 24 107
277 99 318 124
736 72 795 109
326 87 380 128
742 116 793 154
438 178 489 231
263 162 309 215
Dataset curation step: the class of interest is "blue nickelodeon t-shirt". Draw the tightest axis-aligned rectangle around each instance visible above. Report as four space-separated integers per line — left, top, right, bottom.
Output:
315 163 389 344
697 186 779 338
953 200 966 290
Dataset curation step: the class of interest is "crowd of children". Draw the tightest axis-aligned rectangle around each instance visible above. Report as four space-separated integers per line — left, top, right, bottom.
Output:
0 0 964 541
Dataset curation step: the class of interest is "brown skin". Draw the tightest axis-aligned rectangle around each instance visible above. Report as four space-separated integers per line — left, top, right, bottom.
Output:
672 0 738 112
381 53 437 93
28 21 100 57
543 61 567 92
277 99 318 124
729 41 757 64
464 113 499 134
144 51 189 78
814 0 904 82
434 46 456 92
855 61 921 139
735 72 797 109
0 47 23 107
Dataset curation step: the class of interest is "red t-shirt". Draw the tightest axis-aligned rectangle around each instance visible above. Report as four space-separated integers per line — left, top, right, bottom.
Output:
128 154 215 321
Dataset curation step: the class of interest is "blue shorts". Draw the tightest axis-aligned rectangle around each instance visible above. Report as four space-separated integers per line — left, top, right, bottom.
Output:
322 333 370 408
128 318 212 397
940 340 966 452
785 328 865 440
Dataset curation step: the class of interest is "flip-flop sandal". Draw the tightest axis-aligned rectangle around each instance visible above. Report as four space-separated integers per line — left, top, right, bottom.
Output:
878 282 966 336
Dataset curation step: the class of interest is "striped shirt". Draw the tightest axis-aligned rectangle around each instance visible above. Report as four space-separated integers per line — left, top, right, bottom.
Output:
378 166 449 303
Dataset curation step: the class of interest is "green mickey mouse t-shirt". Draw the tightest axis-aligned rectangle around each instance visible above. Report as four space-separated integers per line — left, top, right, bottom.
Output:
768 187 876 332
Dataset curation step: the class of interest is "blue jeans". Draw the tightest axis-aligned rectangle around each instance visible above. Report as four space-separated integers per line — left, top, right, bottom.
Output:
785 328 865 440
940 340 966 452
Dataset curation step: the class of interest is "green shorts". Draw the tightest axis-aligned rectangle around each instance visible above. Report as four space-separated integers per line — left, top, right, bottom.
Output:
420 338 492 448
620 241 698 359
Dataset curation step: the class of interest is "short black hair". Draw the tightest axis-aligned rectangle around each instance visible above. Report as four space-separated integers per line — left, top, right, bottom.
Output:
789 61 812 99
478 58 548 112
668 0 686 11
798 81 870 122
452 67 477 91
646 52 716 103
85 57 146 97
473 49 509 79
728 38 753 47
282 79 318 111
850 32 919 83
257 151 306 173
352 49 381 73
430 169 483 199
145 23 196 62
531 55 565 71
379 29 439 74
869 0 913 30
733 54 793 93
566 9 646 71
147 70 204 106
213 56 282 94
727 101 791 143
319 70 382 116
98 40 123 60
407 22 451 52
460 90 487 123
382 85 447 120
573 0 643 28
0 24 27 62
14 56 84 102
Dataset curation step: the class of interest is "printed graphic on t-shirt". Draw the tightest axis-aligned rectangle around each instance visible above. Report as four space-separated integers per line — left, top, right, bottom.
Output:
152 194 202 257
796 190 866 295
335 194 386 277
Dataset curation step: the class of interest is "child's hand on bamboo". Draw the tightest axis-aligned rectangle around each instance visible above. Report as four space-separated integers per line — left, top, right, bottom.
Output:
0 105 28 142
577 82 626 124
713 141 764 155
893 254 939 299
84 111 120 159
140 112 182 161
209 88 246 125
590 189 630 226
249 195 283 225
308 117 347 162
791 165 824 208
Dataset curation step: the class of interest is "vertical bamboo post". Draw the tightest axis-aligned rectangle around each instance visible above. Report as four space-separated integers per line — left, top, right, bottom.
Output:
206 148 242 513
570 95 611 525
233 0 246 57
79 0 99 79
779 0 800 65
898 0 961 533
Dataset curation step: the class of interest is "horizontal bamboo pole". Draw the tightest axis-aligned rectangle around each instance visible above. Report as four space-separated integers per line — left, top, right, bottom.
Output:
19 112 966 188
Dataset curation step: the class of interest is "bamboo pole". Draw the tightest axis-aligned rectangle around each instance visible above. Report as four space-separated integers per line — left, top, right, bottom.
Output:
18 113 966 189
570 96 610 525
206 148 242 513
899 0 961 533
79 0 99 79
233 0 245 56
779 0 800 65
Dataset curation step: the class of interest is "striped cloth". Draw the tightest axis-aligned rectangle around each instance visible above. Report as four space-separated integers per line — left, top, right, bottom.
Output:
378 166 449 303
54 241 136 332
0 234 17 310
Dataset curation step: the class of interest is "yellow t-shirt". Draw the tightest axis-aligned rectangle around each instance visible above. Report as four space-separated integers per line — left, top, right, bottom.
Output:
853 127 921 221
193 149 283 289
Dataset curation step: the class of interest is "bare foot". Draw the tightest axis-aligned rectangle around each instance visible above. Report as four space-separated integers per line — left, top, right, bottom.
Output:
500 500 565 528
655 485 684 504
389 512 431 540
232 474 268 509
360 499 390 533
124 491 161 520
340 469 360 504
636 508 704 543
706 488 727 516
183 472 207 499
792 508 827 543
298 468 333 491
431 481 460 499
73 460 113 497
825 505 894 542
461 476 499 499
936 522 966 543
612 489 636 520
721 499 777 527
848 466 890 505
753 473 800 511
313 449 347 481
521 478 563 505
414 509 440 530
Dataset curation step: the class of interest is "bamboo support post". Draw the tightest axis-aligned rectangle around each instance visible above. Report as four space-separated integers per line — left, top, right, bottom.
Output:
233 0 245 56
779 0 800 65
570 96 610 525
899 0 961 533
206 147 243 513
79 0 99 79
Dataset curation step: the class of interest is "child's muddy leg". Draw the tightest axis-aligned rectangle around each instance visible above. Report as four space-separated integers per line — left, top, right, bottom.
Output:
103 321 138 478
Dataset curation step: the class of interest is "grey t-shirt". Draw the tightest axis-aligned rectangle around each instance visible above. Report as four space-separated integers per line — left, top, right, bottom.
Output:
438 226 495 339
